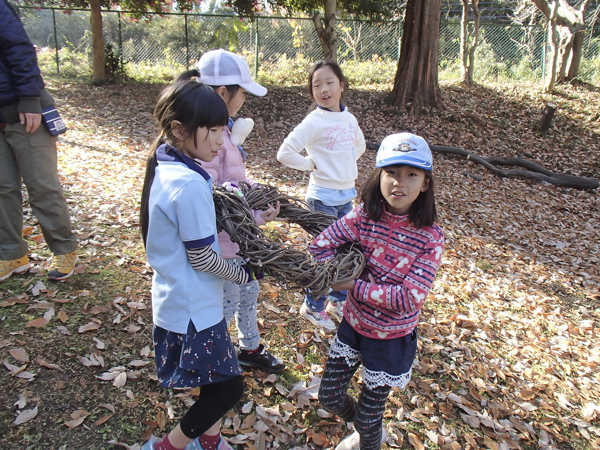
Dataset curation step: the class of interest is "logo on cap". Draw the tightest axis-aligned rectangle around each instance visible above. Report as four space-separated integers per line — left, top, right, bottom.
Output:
393 142 415 153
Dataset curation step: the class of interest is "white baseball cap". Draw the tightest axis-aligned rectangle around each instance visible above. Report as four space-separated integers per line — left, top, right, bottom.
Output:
375 133 433 171
195 49 267 97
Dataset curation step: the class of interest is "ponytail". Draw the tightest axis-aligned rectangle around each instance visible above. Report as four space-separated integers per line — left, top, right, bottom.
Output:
175 68 200 82
140 135 163 247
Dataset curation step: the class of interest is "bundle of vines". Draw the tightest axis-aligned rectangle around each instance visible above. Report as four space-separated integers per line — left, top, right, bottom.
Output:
213 182 365 298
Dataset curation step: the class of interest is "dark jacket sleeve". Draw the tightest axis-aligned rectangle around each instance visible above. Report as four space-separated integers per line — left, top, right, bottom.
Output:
0 0 45 112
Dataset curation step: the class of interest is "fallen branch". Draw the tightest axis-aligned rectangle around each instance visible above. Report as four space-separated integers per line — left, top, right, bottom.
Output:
430 144 599 189
366 141 599 189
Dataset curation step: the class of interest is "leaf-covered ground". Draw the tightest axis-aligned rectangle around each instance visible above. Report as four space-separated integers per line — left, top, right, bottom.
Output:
0 77 599 450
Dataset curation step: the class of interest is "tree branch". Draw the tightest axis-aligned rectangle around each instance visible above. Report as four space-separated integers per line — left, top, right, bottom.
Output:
365 141 599 190
430 144 599 189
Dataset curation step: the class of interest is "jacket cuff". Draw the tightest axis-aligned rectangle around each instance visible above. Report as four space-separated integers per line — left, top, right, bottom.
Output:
252 208 266 226
18 97 42 114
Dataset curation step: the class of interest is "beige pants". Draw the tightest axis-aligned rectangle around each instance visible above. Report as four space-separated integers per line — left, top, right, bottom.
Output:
0 120 76 260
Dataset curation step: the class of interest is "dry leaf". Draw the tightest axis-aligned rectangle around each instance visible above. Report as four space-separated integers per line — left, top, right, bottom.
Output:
14 406 38 425
64 410 90 428
113 372 127 387
26 318 49 328
156 410 165 430
10 348 29 362
241 414 257 429
31 281 46 296
408 432 425 450
128 360 150 367
519 389 536 401
242 401 253 414
78 322 100 333
94 414 113 427
93 337 105 349
36 356 61 371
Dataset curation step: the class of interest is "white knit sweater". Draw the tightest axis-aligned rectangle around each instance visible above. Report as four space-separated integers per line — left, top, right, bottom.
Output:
277 108 366 190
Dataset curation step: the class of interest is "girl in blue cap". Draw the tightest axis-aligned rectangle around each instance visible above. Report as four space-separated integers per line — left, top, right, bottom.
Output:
311 133 444 450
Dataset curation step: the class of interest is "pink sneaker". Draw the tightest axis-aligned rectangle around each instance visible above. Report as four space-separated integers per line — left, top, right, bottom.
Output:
300 302 336 333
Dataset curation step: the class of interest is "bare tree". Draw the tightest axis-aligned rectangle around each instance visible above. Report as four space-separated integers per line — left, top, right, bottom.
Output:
516 0 591 92
460 0 481 85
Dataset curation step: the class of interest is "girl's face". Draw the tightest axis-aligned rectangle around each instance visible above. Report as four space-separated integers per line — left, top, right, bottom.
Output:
380 165 429 216
311 65 344 112
173 122 225 162
220 87 247 117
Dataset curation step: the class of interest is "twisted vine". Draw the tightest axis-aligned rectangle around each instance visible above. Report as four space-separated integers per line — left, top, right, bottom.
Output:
213 182 365 298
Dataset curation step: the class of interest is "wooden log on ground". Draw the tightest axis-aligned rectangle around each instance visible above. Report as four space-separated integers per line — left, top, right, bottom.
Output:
365 141 599 190
430 144 598 189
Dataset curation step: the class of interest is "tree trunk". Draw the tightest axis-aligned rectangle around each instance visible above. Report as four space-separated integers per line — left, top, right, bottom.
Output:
567 28 585 80
388 0 444 114
467 0 481 82
90 0 106 84
312 0 337 61
460 0 469 84
533 0 590 89
556 26 574 82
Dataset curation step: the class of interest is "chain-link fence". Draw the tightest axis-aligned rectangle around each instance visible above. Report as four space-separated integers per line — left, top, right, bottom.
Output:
17 7 600 84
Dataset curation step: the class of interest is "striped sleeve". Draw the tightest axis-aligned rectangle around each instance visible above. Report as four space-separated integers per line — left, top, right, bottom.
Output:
186 246 249 285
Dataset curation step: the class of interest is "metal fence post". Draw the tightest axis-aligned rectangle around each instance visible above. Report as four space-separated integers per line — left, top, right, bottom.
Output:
541 25 546 80
52 8 60 74
254 18 259 79
118 12 123 70
185 14 189 69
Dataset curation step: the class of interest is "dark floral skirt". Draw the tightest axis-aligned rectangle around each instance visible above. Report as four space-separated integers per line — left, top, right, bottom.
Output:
153 318 242 388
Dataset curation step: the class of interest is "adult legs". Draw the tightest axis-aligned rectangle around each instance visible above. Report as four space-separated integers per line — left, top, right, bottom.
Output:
0 126 27 260
3 122 76 257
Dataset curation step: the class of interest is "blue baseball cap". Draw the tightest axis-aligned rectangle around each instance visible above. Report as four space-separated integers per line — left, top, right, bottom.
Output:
375 133 433 171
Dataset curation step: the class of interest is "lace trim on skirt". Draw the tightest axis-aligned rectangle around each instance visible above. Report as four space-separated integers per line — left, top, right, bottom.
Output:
362 366 412 390
329 334 361 368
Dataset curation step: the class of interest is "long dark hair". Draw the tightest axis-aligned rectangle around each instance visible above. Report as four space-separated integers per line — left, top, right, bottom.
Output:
359 166 437 228
139 75 229 247
307 60 347 111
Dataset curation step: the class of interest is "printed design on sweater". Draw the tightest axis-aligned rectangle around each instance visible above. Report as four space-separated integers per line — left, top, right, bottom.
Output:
325 124 355 151
310 204 444 339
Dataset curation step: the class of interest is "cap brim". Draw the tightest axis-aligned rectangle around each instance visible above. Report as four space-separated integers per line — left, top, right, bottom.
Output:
376 155 432 171
240 81 267 97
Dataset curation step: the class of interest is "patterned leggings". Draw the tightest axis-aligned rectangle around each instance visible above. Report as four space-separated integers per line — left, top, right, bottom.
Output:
318 357 391 450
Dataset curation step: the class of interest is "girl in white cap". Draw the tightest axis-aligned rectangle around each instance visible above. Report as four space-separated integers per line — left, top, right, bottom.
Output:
311 133 444 450
183 49 286 375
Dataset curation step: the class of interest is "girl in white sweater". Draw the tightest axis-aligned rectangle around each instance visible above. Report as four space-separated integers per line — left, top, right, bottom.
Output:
277 60 366 332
